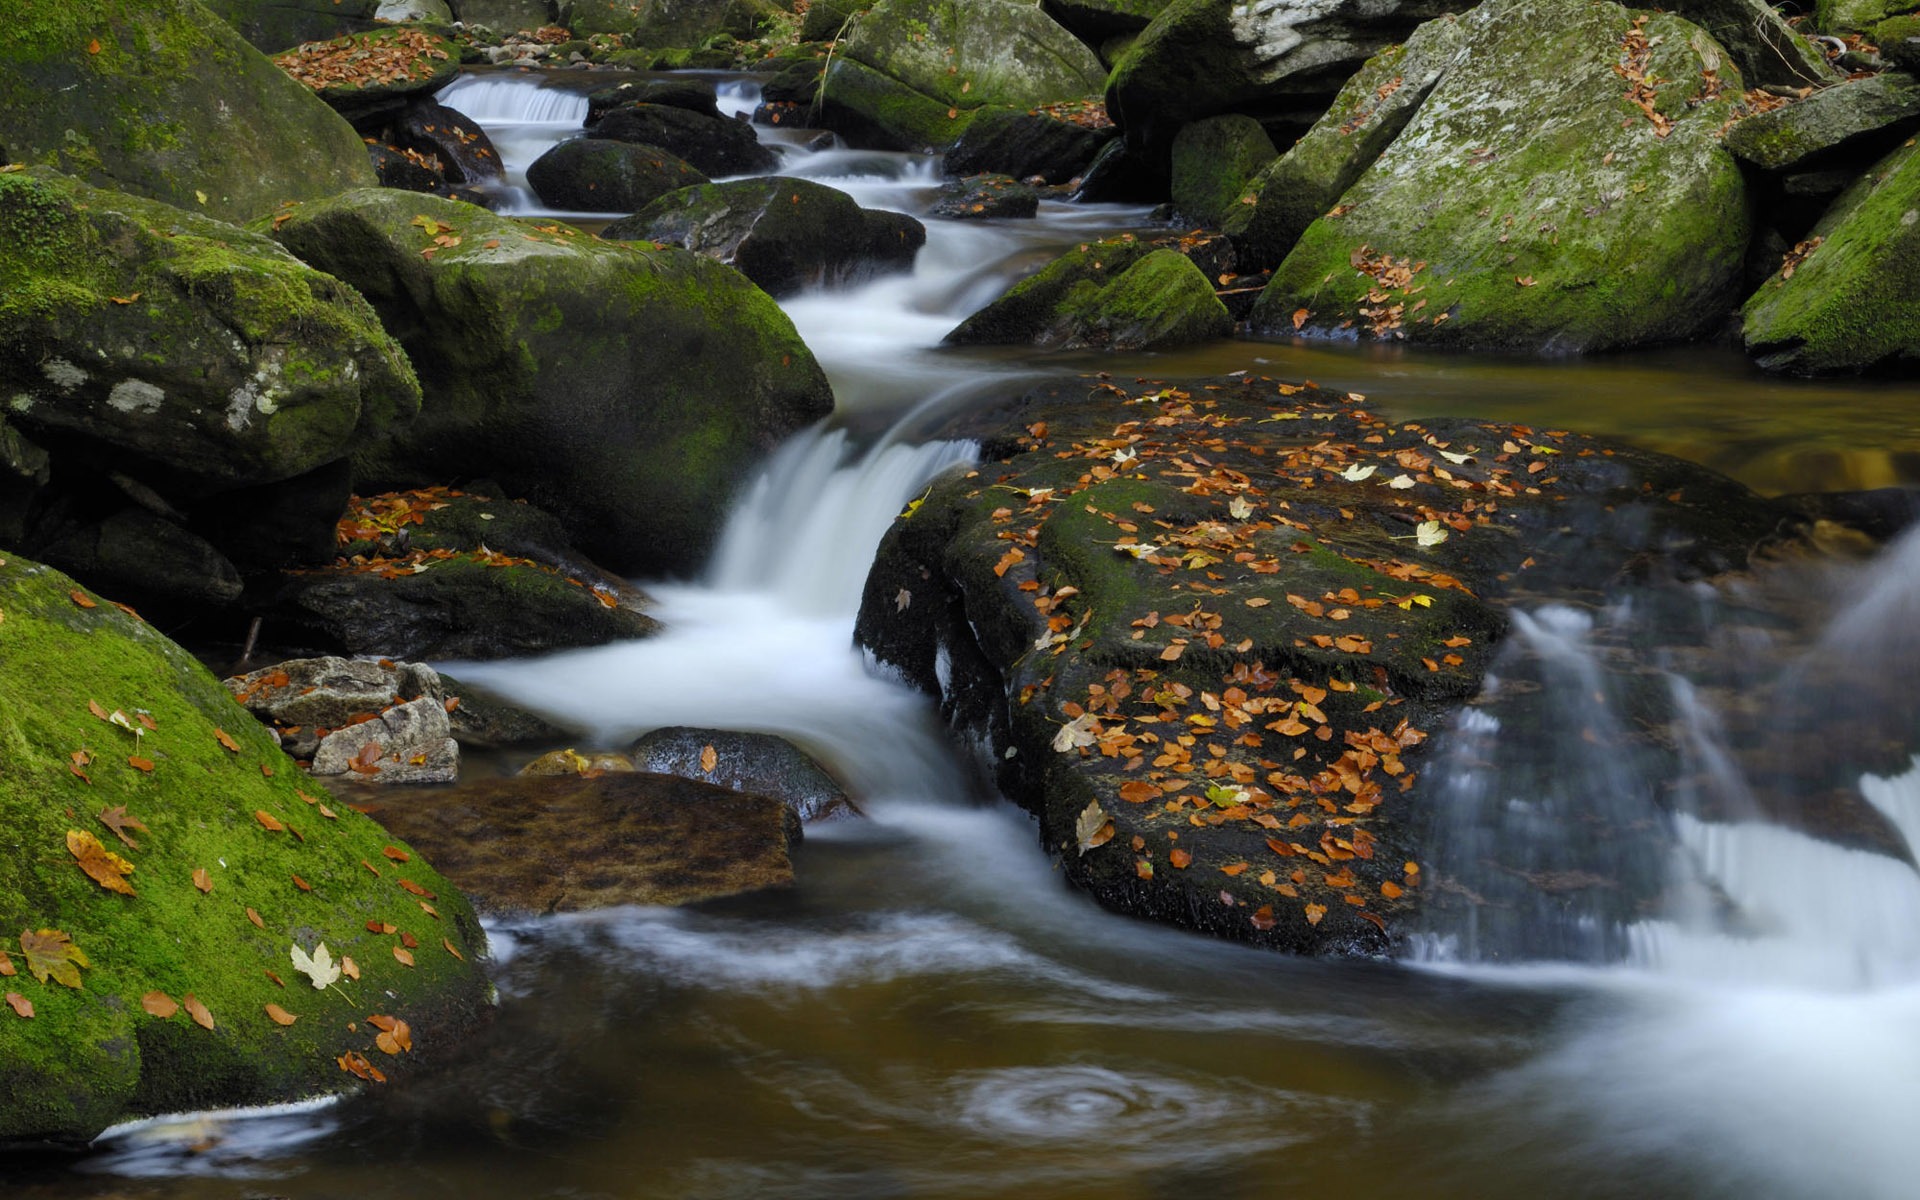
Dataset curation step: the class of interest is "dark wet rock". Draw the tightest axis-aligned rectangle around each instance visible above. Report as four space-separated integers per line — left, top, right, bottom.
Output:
800 0 866 40
595 103 779 176
1723 73 1920 173
0 417 49 547
604 176 924 296
0 554 489 1146
928 173 1041 219
457 0 558 36
1043 0 1173 41
1742 138 1920 375
629 0 785 45
1252 0 1749 354
944 106 1118 185
854 375 1797 956
946 235 1232 350
203 0 388 49
1669 0 1838 88
266 189 832 575
525 138 710 212
759 57 825 109
371 141 447 191
188 459 354 572
357 773 800 913
35 508 243 610
438 673 574 749
587 78 723 123
390 98 506 185
1169 114 1276 227
630 726 859 823
1878 15 1920 70
1816 0 1907 35
1071 136 1169 202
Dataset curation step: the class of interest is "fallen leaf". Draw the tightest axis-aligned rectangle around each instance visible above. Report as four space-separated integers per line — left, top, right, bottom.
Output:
291 874 311 892
1381 880 1404 899
215 728 241 753
264 1003 299 1026
0 950 11 977
1169 848 1192 869
246 907 265 929
98 805 149 849
183 992 214 1030
1304 903 1327 926
381 846 410 863
341 955 361 981
67 829 136 895
5 992 31 1018
290 942 341 989
254 810 285 832
442 937 464 961
700 744 718 773
392 946 415 967
192 867 213 894
126 755 154 773
141 991 178 1018
1074 800 1115 855
396 879 435 899
20 929 88 988
69 590 97 609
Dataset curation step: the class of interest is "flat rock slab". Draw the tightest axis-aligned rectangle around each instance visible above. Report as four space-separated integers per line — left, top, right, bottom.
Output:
359 773 800 913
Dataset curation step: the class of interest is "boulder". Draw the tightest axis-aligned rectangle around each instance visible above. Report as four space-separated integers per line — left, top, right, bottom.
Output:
943 105 1118 184
603 176 924 297
199 0 385 50
1668 0 1837 88
457 0 558 35
0 169 419 493
228 655 444 734
0 417 49 546
565 0 644 33
1169 113 1276 227
310 696 460 783
355 773 800 913
34 508 244 610
1105 0 1463 166
1742 139 1920 374
1251 0 1750 353
1815 0 1907 34
587 78 724 122
266 190 833 574
1226 15 1467 272
630 0 785 46
0 554 489 1146
525 138 711 211
947 235 1232 350
0 0 377 223
378 0 453 19
853 376 1794 955
594 102 780 176
1723 73 1920 173
928 173 1041 219
518 748 637 775
820 0 1108 149
800 0 865 40
629 726 858 822
437 673 572 749
386 99 506 186
272 28 459 123
1042 0 1172 40
1878 15 1920 70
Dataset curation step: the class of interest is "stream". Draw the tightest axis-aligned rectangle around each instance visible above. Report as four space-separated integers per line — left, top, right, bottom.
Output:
20 69 1920 1200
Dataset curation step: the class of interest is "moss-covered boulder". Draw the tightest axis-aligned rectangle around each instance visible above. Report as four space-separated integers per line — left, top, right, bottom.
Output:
524 138 710 212
820 0 1107 150
0 0 378 225
1815 0 1908 34
947 238 1231 350
603 176 924 297
271 27 459 122
1878 15 1920 70
630 0 785 46
853 375 1792 955
1169 113 1276 227
1043 0 1172 40
1104 0 1461 166
1669 0 1837 88
266 189 833 574
1723 73 1920 173
199 0 384 50
928 173 1041 219
1252 0 1749 353
1742 140 1920 374
457 0 557 36
1225 15 1467 272
0 169 419 493
0 554 490 1146
593 102 780 176
943 105 1118 184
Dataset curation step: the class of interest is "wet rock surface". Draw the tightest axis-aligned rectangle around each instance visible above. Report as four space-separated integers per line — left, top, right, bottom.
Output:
629 726 859 823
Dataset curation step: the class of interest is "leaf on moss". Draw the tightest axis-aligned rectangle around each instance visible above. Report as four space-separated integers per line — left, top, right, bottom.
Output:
67 830 136 895
5 992 32 1018
392 946 415 967
192 867 213 894
264 1003 299 1026
183 992 214 1030
215 728 241 753
442 936 464 961
290 941 341 989
98 805 149 850
0 949 13 976
20 929 88 989
254 810 285 832
141 991 178 1018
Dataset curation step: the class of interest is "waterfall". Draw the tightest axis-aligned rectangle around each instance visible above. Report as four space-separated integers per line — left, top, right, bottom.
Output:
433 75 591 125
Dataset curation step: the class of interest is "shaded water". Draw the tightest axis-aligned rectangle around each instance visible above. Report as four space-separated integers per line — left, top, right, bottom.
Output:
17 71 1920 1200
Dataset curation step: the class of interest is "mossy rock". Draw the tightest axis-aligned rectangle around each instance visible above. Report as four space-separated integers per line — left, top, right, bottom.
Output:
0 554 490 1146
1225 16 1467 272
1742 139 1920 374
928 172 1041 219
265 189 833 575
0 0 378 224
0 169 420 493
1169 113 1277 228
456 0 556 36
943 105 1117 185
1815 0 1908 34
524 138 710 212
1667 0 1836 88
631 0 783 47
272 27 459 121
565 0 643 34
947 234 1230 349
1877 15 1920 69
1252 0 1750 353
816 55 980 150
1723 73 1920 172
199 0 384 50
1043 0 1172 40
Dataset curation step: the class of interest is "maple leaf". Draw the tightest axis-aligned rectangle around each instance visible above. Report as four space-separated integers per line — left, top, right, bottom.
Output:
20 928 89 989
68 829 136 895
290 941 342 989
1339 463 1377 482
1052 713 1098 752
1414 520 1449 547
98 805 148 849
1074 800 1115 855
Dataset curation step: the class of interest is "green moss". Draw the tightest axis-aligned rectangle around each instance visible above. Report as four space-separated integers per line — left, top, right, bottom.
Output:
0 555 489 1144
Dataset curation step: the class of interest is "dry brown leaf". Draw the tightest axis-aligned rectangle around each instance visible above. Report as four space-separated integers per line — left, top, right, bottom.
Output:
67 829 136 895
264 1003 298 1026
192 867 213 894
183 992 214 1030
98 805 148 849
141 991 178 1018
5 992 32 1018
392 946 415 967
246 907 265 929
700 744 718 773
254 810 285 832
215 728 241 753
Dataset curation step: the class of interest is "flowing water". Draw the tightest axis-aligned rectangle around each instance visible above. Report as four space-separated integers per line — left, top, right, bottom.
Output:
18 71 1920 1200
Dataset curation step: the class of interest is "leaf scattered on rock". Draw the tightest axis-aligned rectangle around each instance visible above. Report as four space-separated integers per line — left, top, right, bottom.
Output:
246 907 265 929
254 810 285 833
215 728 241 753
183 992 215 1030
98 805 148 850
192 867 213 894
21 929 88 988
291 942 341 989
392 946 415 968
69 590 97 609
5 992 32 1019
264 1003 299 1026
67 829 136 895
141 991 177 1018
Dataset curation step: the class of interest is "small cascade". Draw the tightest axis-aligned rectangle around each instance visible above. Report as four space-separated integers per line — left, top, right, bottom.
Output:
714 77 760 121
433 75 591 125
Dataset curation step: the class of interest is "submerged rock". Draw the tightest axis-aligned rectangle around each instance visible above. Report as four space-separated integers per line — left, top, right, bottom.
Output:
629 726 858 823
0 555 489 1147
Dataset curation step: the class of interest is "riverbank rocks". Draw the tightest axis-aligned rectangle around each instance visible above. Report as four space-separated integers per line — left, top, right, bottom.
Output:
928 174 1041 220
356 774 800 914
820 0 1108 149
604 177 925 296
946 235 1232 350
0 555 489 1146
1170 114 1276 228
202 0 384 49
526 139 711 211
272 28 459 122
310 697 460 783
459 0 558 36
1723 73 1920 173
943 106 1118 185
0 0 377 224
1742 140 1920 374
1670 0 1837 88
630 726 858 822
594 102 780 176
265 189 833 575
1251 0 1750 353
226 655 443 756
629 0 785 45
853 375 1793 955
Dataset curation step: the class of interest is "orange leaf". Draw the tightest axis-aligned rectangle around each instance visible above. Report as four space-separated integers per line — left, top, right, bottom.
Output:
700 744 718 773
1219 862 1249 877
1380 880 1404 899
264 1003 298 1026
183 992 214 1030
69 589 97 609
67 829 136 895
0 950 12 977
1250 904 1276 931
246 907 265 929
1169 848 1192 869
141 991 178 1018
1304 903 1327 926
442 936 464 960
98 805 148 849
396 879 436 899
392 946 415 967
127 755 155 773
1291 307 1310 331
215 728 241 753
366 920 396 934
87 38 101 54
254 810 285 832
291 874 311 892
341 955 361 981
1117 780 1160 804
381 845 410 863
192 867 213 894
5 992 31 1018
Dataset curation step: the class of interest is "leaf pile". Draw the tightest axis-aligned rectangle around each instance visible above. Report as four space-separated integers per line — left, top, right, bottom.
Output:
274 29 452 94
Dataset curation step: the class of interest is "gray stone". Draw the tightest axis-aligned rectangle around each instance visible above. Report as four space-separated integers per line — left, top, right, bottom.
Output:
630 726 858 823
311 696 460 783
1724 72 1920 172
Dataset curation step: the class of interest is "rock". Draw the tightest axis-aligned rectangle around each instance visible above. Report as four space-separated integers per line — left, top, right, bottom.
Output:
630 726 858 822
200 0 385 50
587 78 723 123
1668 0 1838 88
928 173 1041 219
816 56 979 149
0 554 489 1146
457 0 557 35
1252 0 1750 354
1723 73 1920 173
1742 139 1920 374
594 103 780 177
355 773 800 913
273 29 460 122
1105 0 1462 166
943 106 1118 185
0 417 49 546
377 0 452 19
525 138 711 211
1816 0 1906 35
947 235 1232 350
228 655 444 732
566 0 643 33
35 508 244 611
311 696 459 783
853 375 1794 956
800 0 865 40
603 176 924 297
267 190 833 574
1170 114 1276 227
0 0 377 223
820 0 1108 149
437 673 573 748
1226 15 1466 272
0 169 420 493
371 141 448 192
518 748 637 775
1043 0 1173 40
187 459 353 571
390 98 506 185
630 0 784 45
1878 15 1920 70
1072 136 1168 202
